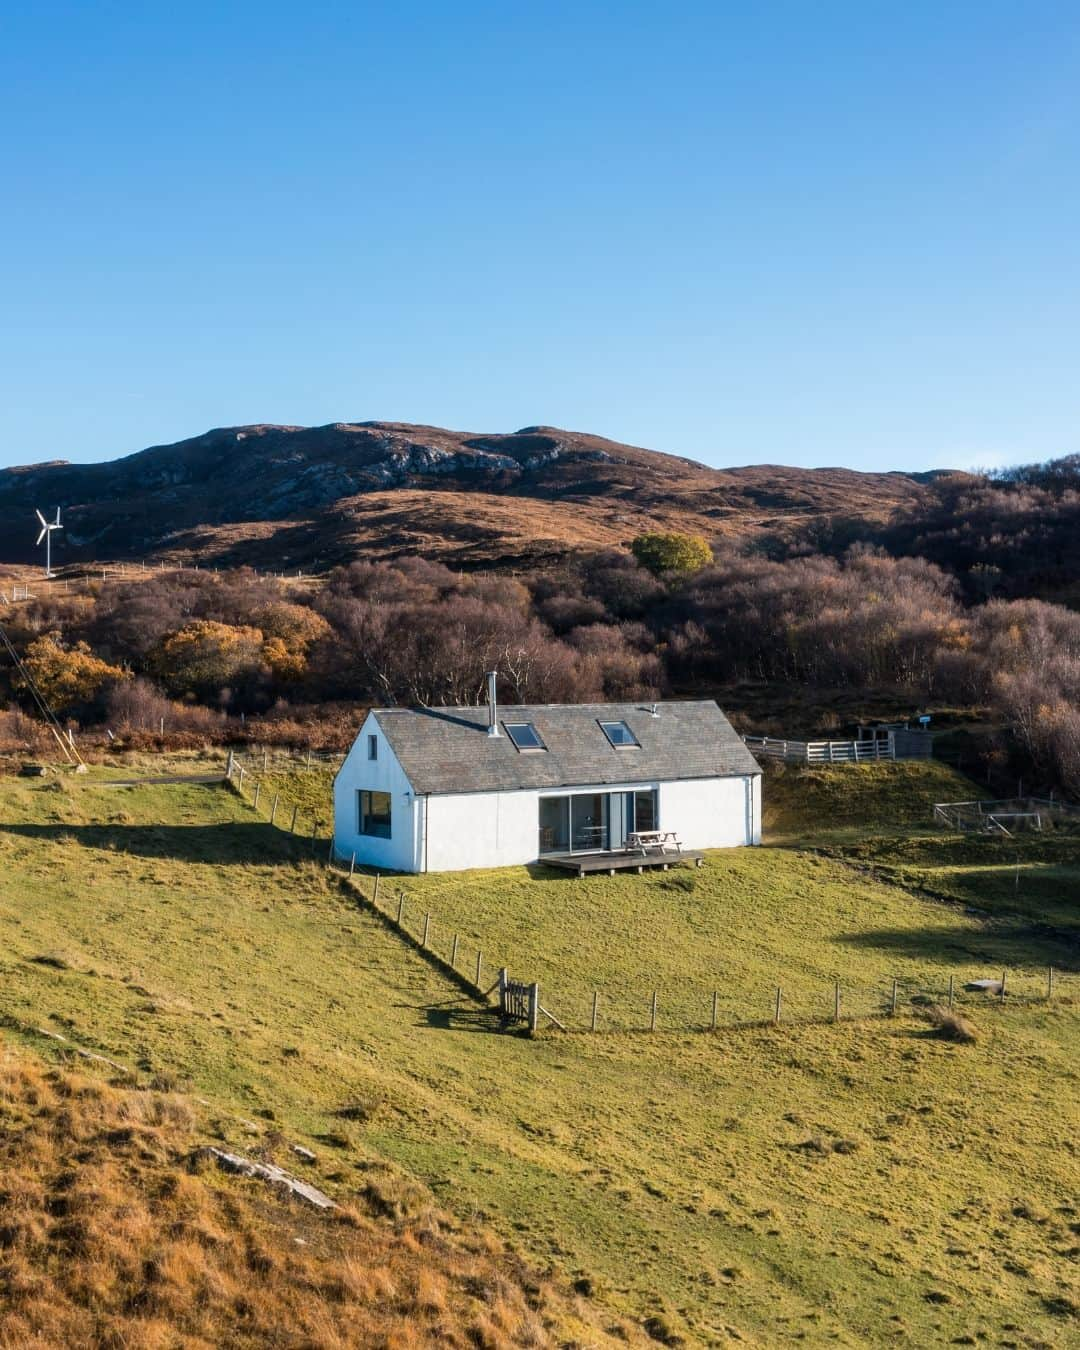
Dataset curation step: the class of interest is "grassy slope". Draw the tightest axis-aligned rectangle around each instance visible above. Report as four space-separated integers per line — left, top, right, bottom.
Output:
0 1043 610 1350
0 771 1077 1345
762 760 1080 940
761 759 988 840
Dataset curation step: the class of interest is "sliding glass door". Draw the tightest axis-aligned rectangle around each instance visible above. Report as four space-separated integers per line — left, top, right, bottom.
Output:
570 794 607 852
538 796 570 854
538 792 620 855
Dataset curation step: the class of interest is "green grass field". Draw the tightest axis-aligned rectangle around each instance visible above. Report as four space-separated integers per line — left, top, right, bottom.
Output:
0 766 1077 1345
762 760 1080 942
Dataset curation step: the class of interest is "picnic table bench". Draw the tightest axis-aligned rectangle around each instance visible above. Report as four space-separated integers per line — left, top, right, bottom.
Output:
626 829 682 855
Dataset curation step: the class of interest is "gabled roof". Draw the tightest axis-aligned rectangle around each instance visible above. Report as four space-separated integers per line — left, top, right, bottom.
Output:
365 700 760 796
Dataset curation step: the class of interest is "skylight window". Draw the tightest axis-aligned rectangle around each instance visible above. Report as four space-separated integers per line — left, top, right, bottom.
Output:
505 722 547 752
598 719 639 748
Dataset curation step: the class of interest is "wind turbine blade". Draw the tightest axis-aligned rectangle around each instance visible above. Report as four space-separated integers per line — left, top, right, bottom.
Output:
36 529 46 546
35 509 47 529
54 508 62 526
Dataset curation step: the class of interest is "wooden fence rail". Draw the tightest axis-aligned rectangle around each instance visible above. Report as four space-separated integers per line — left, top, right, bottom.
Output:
744 731 933 764
744 735 896 764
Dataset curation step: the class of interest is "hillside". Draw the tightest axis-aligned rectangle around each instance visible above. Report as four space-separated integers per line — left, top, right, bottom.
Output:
1 763 1077 1345
0 1043 627 1349
0 422 940 570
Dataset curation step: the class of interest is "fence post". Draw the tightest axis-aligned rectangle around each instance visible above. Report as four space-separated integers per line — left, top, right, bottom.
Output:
650 991 657 1032
451 933 459 968
226 750 235 779
775 986 782 1024
237 765 245 793
372 872 380 906
270 794 279 825
497 968 507 1012
1047 966 1054 999
833 982 840 1022
476 950 483 988
422 912 431 948
1000 970 1006 1004
262 749 269 774
528 982 540 1033
253 781 261 811
290 805 299 833
349 852 356 877
948 974 954 1009
396 890 404 926
591 991 599 1031
711 990 718 1030
890 979 898 1016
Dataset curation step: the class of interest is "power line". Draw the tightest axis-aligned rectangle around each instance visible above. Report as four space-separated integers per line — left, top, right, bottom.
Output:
0 622 84 767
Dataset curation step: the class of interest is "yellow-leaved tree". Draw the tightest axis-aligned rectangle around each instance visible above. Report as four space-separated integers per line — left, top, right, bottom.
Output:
150 621 267 699
630 532 713 577
255 602 331 680
17 633 128 712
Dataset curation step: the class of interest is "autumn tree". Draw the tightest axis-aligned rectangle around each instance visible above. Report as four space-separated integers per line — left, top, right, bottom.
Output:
255 602 331 680
17 632 128 713
630 532 713 578
150 621 267 701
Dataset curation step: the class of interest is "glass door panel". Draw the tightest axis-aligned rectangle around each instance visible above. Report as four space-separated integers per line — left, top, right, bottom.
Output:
538 796 569 854
570 793 607 852
634 789 658 833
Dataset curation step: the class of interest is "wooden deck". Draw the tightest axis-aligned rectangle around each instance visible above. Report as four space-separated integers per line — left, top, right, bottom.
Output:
540 848 704 877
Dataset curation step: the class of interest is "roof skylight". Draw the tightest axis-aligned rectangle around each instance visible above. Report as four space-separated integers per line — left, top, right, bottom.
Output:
504 722 547 752
598 719 640 748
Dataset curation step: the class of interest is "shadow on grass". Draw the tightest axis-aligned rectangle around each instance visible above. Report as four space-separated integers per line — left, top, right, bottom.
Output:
834 923 1078 969
0 822 311 866
414 998 507 1034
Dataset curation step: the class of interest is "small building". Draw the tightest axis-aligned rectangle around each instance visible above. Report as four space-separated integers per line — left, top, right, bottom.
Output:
333 684 762 874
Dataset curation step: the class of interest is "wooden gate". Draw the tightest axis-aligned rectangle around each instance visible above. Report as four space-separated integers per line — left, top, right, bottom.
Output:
497 968 539 1031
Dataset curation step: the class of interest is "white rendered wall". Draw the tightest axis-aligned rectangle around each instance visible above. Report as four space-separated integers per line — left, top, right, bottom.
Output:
657 775 761 849
423 775 761 872
422 789 539 871
333 713 420 872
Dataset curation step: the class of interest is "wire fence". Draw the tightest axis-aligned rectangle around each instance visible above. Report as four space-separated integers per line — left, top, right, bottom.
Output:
227 746 344 773
1 560 317 604
338 867 1077 1035
221 760 1079 1036
224 753 337 856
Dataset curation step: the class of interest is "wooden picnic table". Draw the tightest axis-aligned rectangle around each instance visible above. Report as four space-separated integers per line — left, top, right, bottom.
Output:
626 829 682 855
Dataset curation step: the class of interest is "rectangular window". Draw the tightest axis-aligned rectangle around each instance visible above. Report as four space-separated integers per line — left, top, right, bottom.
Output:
367 734 378 761
505 722 546 752
599 719 639 748
358 790 392 838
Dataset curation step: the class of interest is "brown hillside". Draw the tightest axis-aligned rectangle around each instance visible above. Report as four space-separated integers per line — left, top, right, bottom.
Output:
0 1038 634 1348
0 421 943 570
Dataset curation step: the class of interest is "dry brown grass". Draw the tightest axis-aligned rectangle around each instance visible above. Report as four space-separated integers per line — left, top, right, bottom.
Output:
920 1004 978 1043
0 1040 633 1349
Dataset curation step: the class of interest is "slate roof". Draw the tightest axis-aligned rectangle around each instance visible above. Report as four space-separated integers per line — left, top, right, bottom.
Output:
367 700 761 796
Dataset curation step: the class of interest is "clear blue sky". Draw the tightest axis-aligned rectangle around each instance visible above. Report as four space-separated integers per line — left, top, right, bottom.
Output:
2 2 1078 472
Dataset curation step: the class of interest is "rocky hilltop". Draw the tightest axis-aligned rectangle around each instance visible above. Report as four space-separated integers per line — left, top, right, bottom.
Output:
0 421 945 570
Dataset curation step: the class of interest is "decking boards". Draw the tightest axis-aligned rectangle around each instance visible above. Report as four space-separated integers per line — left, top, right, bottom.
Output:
540 848 703 877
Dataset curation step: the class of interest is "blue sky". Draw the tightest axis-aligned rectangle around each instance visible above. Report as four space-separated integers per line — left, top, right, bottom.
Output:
1 2 1078 472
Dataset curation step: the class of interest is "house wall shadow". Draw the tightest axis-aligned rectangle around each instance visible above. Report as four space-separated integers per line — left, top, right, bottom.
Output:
0 822 307 866
835 924 1078 970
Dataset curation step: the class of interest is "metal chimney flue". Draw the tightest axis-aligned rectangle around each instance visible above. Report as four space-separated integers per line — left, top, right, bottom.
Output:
486 671 500 736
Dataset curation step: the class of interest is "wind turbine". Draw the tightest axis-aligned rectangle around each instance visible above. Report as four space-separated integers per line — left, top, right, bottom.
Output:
35 508 62 578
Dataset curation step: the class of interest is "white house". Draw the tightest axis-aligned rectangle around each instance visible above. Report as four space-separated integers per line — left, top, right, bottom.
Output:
333 682 762 874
